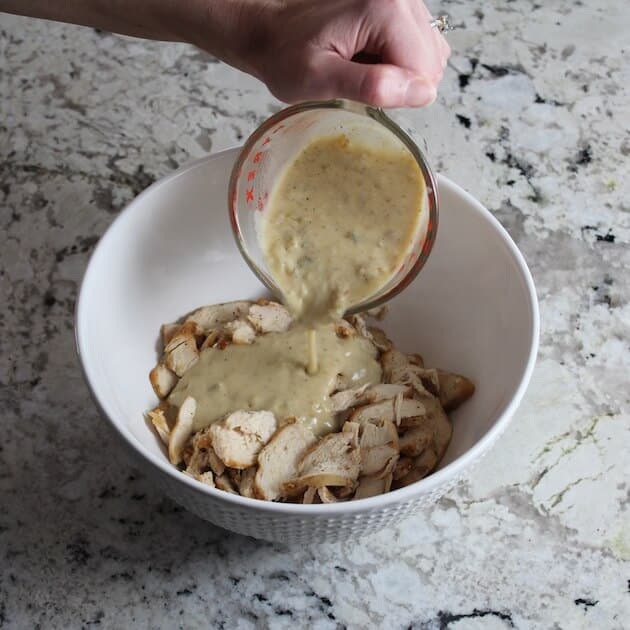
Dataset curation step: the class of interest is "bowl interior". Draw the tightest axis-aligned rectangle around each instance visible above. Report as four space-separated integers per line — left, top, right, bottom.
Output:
77 149 537 493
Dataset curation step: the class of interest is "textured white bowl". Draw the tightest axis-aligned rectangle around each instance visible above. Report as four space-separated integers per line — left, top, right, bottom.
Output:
76 148 539 544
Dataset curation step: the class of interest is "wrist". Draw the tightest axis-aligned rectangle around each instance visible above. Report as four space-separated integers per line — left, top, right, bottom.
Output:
169 0 280 77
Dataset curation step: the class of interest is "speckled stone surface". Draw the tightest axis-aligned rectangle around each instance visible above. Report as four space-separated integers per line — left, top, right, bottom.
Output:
1 1 629 628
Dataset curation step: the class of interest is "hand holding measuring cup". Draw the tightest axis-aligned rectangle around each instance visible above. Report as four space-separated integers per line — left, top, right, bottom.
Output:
185 0 452 108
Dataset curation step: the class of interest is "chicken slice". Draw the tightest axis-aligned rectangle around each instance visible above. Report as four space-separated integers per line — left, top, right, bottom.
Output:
345 313 369 338
254 421 317 501
335 320 357 338
380 349 410 383
330 384 370 413
185 301 252 334
367 326 393 352
168 396 196 465
359 420 399 477
354 474 393 500
398 424 433 457
394 448 439 488
398 395 452 461
302 487 319 504
164 325 199 377
247 302 292 333
317 487 338 503
161 323 180 347
393 456 414 481
331 383 410 413
149 363 178 399
147 406 170 445
283 428 361 495
215 473 238 494
185 429 226 477
210 410 277 470
349 397 428 426
224 319 257 345
200 329 222 351
437 370 476 412
237 467 257 499
363 305 389 321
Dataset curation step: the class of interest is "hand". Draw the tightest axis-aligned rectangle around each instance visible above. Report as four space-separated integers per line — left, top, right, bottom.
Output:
187 0 451 108
2 0 450 108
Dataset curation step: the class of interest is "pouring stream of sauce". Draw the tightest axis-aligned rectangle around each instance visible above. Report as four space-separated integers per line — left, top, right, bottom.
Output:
170 132 426 435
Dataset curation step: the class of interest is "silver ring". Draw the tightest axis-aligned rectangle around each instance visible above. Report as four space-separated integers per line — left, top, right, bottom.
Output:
430 14 454 33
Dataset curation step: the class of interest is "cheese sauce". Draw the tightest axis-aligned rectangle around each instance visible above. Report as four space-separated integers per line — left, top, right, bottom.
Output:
169 324 381 435
167 133 424 435
262 133 426 323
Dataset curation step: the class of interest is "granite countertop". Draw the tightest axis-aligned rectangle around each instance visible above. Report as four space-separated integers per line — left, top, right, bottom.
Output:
1 1 629 627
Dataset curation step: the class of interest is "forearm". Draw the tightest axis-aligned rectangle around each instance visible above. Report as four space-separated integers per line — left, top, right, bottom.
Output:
0 0 267 73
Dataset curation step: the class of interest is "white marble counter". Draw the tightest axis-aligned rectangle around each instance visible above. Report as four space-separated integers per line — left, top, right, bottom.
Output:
1 1 628 628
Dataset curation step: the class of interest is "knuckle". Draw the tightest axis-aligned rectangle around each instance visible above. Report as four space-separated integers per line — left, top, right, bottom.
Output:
359 68 393 106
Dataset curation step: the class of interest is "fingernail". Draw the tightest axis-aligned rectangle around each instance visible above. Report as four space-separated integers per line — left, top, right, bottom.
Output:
405 80 437 107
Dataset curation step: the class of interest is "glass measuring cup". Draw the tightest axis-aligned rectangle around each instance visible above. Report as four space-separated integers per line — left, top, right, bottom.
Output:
228 100 439 316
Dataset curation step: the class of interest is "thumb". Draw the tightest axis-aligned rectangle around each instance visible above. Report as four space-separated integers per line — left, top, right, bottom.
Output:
314 53 437 108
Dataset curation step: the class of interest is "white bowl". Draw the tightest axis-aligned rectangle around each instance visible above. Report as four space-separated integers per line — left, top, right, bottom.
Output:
76 148 539 544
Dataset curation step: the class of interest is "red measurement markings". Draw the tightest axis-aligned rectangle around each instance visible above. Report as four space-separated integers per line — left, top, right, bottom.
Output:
247 170 256 181
246 188 254 203
253 151 263 163
256 190 269 212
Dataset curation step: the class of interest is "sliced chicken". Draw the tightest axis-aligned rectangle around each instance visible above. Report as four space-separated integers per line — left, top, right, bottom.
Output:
168 396 196 465
161 323 180 348
345 313 369 338
247 302 292 333
164 325 199 377
398 424 433 457
283 427 361 494
197 471 215 487
354 474 393 500
149 363 178 399
210 410 277 470
393 456 414 481
185 429 226 477
381 349 438 396
254 421 317 501
438 370 476 412
185 301 252 334
394 448 439 488
359 420 399 477
407 353 424 367
215 473 238 493
200 329 222 351
398 395 452 460
317 487 338 503
367 326 393 352
224 319 257 345
331 383 410 413
330 384 370 413
165 321 204 350
335 320 356 338
237 467 257 499
302 487 319 504
349 397 428 426
363 305 389 321
147 406 170 445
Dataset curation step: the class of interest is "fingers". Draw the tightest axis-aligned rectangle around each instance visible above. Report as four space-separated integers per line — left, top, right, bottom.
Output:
357 0 449 104
309 52 437 108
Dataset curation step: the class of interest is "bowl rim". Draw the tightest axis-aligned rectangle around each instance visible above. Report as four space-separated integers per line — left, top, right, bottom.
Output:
75 148 540 516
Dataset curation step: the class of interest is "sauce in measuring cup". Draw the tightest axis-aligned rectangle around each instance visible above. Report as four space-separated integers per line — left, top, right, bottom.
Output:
262 133 426 325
